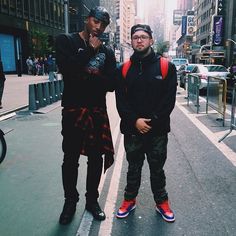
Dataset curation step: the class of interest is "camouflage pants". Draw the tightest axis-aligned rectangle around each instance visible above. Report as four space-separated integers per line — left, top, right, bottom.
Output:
123 133 168 204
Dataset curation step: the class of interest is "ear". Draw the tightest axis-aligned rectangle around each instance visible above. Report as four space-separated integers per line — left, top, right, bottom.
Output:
150 38 154 45
84 17 89 23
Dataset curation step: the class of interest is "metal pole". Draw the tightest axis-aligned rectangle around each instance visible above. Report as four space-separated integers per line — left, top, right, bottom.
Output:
64 0 69 34
227 39 236 45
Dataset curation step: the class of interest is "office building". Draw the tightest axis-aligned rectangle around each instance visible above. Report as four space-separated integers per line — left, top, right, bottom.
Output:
0 0 65 73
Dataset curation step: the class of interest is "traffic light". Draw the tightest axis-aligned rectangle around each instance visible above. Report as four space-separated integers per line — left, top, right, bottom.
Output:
183 43 191 53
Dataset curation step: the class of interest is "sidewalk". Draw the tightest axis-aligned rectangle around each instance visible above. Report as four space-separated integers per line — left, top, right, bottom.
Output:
0 74 50 116
176 87 236 155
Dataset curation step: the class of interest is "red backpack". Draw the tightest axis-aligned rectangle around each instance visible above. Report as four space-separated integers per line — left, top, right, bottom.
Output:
121 57 169 79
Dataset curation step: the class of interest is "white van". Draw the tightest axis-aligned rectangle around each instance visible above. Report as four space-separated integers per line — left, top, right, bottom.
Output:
171 58 189 70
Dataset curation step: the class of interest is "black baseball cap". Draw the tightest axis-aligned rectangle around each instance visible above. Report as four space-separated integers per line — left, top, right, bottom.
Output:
131 24 153 38
88 6 110 25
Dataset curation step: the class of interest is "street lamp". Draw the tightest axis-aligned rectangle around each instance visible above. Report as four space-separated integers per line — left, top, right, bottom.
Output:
64 0 69 34
225 39 236 66
199 44 212 63
226 39 236 45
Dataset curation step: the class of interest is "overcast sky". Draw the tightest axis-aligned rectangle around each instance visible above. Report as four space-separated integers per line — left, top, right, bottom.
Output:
137 0 177 21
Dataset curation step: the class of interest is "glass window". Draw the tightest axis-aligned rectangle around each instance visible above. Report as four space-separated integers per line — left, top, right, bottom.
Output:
29 0 35 20
41 0 45 20
45 0 49 22
35 0 40 22
187 65 196 72
1 0 8 13
17 0 23 17
205 66 228 72
23 0 29 18
54 2 58 23
192 67 198 73
50 0 54 24
9 0 16 15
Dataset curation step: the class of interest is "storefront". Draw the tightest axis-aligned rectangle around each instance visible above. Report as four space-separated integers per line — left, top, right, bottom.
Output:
0 33 23 73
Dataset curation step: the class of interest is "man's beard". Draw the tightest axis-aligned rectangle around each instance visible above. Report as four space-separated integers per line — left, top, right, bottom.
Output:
134 47 150 57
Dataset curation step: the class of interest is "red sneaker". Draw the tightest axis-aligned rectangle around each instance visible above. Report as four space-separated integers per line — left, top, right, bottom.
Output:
156 200 175 222
116 199 136 218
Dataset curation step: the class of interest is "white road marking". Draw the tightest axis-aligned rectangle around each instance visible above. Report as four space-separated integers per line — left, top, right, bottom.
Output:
98 135 125 236
176 101 236 166
75 122 121 236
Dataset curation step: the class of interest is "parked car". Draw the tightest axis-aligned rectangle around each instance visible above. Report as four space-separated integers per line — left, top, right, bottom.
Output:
190 64 230 90
171 58 189 71
178 64 196 89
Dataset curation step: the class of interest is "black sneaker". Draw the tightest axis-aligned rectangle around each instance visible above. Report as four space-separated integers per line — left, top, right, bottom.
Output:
85 202 106 221
59 201 77 225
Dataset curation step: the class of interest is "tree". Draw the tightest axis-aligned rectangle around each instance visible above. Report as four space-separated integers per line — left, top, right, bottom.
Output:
154 41 170 55
29 28 52 57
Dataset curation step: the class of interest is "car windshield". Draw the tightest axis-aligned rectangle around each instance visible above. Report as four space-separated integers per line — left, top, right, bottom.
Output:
186 65 195 71
204 66 228 72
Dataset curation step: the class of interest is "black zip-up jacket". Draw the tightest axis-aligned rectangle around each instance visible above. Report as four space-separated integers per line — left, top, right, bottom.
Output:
55 33 116 108
115 49 177 135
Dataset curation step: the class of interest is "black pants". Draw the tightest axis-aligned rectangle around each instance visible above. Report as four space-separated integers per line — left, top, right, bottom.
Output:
61 112 103 204
0 79 5 105
123 133 168 204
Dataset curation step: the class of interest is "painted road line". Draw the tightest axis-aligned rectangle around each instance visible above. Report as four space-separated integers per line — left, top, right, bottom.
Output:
98 135 125 236
176 101 236 166
75 122 121 236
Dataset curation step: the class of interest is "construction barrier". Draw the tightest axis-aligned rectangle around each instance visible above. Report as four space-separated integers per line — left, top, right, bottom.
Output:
206 77 227 126
28 79 63 111
187 74 200 113
219 83 236 142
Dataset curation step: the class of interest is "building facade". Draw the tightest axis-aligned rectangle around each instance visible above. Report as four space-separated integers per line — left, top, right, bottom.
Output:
173 0 236 66
69 0 99 33
0 0 65 73
115 0 136 61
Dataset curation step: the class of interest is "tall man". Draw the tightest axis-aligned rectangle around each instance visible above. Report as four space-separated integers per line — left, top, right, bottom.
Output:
115 24 177 222
0 58 5 109
56 6 116 225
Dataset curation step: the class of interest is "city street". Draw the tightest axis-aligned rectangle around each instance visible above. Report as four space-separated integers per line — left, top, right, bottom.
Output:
1 0 236 234
0 81 235 235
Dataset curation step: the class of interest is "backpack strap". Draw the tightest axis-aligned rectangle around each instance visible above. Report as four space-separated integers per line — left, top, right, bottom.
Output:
160 57 169 79
122 57 169 79
122 60 132 78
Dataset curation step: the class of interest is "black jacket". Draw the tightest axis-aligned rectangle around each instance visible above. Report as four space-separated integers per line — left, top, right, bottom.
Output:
115 49 177 135
55 33 116 108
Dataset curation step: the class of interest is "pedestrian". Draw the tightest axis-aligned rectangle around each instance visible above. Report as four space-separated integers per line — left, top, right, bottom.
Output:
26 56 33 75
55 6 116 225
47 54 55 81
0 58 5 109
115 24 177 222
229 59 236 78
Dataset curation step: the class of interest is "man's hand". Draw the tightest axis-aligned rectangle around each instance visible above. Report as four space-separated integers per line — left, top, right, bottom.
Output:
135 118 152 134
89 34 102 50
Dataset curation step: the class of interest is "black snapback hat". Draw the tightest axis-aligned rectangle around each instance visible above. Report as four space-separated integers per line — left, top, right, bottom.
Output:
88 6 110 25
131 24 153 38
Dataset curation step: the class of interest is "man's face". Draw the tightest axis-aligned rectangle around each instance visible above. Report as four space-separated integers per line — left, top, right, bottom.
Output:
86 17 107 37
131 31 153 53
